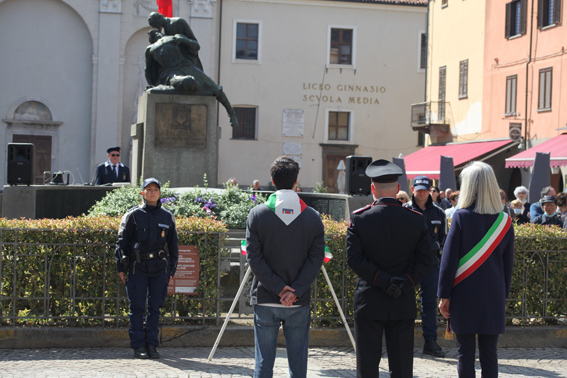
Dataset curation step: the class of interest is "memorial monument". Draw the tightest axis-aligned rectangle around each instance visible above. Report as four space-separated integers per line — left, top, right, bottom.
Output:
132 12 238 188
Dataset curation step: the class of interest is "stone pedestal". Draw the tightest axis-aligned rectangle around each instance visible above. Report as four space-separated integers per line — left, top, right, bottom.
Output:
132 92 220 188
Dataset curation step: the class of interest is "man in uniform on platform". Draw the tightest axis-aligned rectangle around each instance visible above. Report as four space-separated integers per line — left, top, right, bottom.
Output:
404 175 447 357
347 160 433 378
93 146 130 185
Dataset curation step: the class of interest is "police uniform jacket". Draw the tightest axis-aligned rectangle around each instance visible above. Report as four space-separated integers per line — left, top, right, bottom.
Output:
116 200 179 277
347 197 433 320
438 208 514 334
405 195 447 254
94 162 130 185
530 213 563 227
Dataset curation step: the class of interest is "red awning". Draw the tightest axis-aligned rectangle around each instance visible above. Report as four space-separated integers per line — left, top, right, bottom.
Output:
505 134 567 168
404 139 516 179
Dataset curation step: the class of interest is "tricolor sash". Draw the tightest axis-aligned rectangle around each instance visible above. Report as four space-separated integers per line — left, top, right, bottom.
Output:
453 212 511 286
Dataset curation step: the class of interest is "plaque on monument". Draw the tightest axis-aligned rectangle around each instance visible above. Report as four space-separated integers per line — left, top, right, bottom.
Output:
155 103 207 148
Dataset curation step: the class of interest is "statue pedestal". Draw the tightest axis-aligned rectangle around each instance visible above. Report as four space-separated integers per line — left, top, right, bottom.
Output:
132 92 220 187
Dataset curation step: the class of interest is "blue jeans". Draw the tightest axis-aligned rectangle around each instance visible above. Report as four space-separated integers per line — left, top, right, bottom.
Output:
126 272 169 348
420 258 440 340
253 305 311 378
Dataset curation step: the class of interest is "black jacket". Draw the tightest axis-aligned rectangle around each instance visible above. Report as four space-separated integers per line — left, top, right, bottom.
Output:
94 162 130 185
405 195 447 254
347 197 433 320
116 201 179 277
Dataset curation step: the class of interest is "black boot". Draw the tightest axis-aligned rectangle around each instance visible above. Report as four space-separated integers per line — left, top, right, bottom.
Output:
134 345 149 359
423 339 446 357
147 343 160 359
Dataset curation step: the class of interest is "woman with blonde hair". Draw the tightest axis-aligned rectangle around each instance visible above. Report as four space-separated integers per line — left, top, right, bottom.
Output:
437 161 514 378
396 190 410 204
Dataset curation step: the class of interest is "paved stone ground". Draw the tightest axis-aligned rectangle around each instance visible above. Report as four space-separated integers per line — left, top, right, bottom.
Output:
0 347 566 377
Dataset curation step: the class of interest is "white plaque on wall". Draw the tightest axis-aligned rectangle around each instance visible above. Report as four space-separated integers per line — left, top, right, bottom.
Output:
289 156 302 168
283 143 302 156
101 0 122 13
282 109 304 137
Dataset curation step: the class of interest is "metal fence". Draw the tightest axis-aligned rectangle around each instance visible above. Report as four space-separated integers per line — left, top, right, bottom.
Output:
1 228 566 327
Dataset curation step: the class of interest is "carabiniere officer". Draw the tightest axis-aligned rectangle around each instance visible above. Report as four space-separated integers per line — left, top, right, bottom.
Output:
116 178 179 359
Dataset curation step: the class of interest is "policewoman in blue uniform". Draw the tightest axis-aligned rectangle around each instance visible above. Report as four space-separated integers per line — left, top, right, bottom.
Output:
116 178 179 359
347 159 433 378
438 162 514 378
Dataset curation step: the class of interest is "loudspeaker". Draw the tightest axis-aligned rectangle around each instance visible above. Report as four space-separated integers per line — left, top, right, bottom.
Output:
7 143 34 186
346 155 372 195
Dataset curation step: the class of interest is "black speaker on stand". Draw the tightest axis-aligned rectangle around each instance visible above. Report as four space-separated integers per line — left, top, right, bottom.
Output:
7 143 34 186
345 155 372 195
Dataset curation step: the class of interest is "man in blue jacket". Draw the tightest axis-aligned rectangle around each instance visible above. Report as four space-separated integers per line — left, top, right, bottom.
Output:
246 156 325 378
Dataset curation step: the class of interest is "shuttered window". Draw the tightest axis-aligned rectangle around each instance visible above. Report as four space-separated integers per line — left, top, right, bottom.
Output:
439 66 446 122
537 0 562 28
538 68 552 111
505 75 517 115
505 0 527 38
459 60 468 99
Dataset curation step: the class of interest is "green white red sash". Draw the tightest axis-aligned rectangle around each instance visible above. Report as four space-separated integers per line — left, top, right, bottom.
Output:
265 190 307 225
453 212 511 286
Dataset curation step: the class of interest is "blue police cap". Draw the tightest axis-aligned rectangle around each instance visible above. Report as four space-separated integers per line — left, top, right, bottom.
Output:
142 178 161 189
412 175 432 191
107 146 121 154
365 159 403 183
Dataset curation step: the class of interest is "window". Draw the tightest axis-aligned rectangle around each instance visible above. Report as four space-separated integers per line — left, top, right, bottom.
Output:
328 111 350 141
330 28 353 65
439 66 446 122
419 32 427 70
232 107 257 139
505 75 518 115
505 0 527 38
442 0 448 7
459 60 468 99
538 0 561 28
235 22 259 61
538 68 552 111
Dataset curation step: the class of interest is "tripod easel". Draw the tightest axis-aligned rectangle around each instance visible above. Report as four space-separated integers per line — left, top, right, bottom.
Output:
208 264 355 361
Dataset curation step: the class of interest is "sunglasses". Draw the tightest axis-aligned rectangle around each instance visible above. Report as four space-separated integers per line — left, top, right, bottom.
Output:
430 189 438 193
397 197 406 201
111 154 120 157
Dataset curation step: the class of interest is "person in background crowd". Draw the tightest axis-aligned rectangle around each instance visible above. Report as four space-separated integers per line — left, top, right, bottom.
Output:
430 186 445 209
396 190 410 204
347 160 433 377
405 175 447 358
116 178 178 359
556 192 567 224
513 186 530 219
94 146 130 185
509 199 529 225
530 195 563 227
445 191 460 219
500 189 514 218
530 186 556 219
438 161 514 378
252 179 262 191
441 188 453 210
227 177 238 187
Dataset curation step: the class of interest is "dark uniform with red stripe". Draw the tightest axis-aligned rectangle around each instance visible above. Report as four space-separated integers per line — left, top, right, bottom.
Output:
347 197 433 378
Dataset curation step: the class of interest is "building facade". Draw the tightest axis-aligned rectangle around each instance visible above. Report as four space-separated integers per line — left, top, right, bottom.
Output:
1 0 427 191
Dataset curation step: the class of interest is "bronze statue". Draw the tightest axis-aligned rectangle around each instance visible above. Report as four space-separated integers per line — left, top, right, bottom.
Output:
146 14 238 127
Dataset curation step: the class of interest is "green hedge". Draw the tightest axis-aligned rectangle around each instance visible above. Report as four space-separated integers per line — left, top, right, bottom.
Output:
1 216 565 327
0 216 227 326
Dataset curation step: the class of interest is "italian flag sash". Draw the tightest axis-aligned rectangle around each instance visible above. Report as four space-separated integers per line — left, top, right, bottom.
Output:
265 190 307 225
453 212 511 286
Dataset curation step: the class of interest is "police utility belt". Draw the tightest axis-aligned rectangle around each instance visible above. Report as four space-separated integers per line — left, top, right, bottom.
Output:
140 250 167 261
